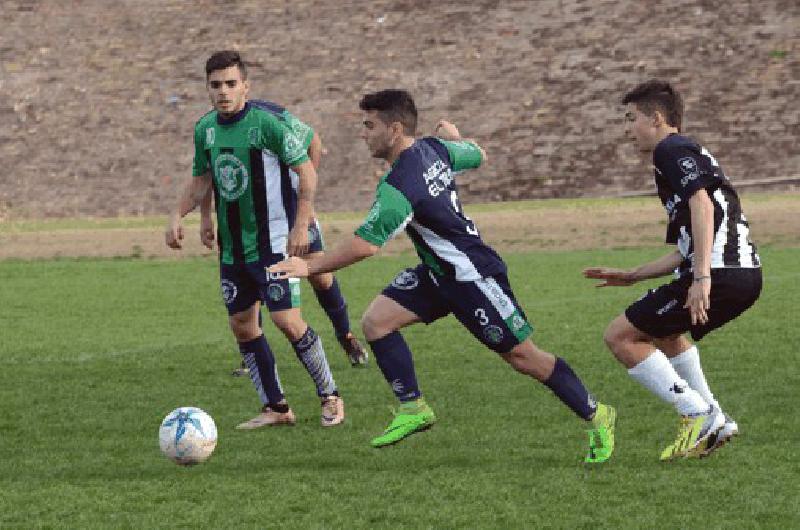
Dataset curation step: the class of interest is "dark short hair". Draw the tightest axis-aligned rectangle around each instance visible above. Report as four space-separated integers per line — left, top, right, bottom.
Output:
622 79 683 131
359 89 418 135
205 50 247 80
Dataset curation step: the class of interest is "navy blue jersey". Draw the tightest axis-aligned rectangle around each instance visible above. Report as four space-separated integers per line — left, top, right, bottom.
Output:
356 137 506 281
653 134 760 274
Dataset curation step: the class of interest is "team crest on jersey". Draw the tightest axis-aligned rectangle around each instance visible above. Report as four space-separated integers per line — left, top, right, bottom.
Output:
677 157 699 187
215 154 249 201
361 201 381 233
511 313 526 331
206 128 215 146
248 127 261 146
391 269 419 290
283 131 304 161
267 282 285 302
221 279 237 305
483 325 504 344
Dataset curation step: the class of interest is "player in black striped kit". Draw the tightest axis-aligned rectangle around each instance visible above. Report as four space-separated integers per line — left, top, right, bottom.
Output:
584 80 762 460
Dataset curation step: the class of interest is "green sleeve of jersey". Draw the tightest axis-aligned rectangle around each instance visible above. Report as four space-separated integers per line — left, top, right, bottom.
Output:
439 139 483 171
281 110 314 151
354 182 413 247
192 123 210 176
260 114 310 166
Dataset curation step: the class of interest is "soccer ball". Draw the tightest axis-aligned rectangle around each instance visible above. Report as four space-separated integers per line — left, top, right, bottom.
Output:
158 407 218 465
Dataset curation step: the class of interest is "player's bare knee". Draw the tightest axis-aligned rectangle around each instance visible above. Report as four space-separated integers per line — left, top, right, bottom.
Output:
270 312 307 342
309 271 333 291
603 317 629 353
361 310 387 342
229 317 258 342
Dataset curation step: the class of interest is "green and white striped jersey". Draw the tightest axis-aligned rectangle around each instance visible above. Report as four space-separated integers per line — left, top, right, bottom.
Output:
192 100 312 264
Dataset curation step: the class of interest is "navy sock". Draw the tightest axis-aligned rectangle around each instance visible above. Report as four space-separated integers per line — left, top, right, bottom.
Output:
239 335 284 406
314 277 351 338
369 331 421 402
543 357 597 420
291 326 338 397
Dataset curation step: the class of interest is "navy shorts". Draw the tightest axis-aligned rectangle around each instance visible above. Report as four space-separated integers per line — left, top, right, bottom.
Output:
218 220 325 316
220 254 302 316
625 267 762 341
306 218 325 254
382 264 534 354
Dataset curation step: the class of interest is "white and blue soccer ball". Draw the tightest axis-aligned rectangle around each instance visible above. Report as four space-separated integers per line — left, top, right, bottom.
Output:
158 407 217 466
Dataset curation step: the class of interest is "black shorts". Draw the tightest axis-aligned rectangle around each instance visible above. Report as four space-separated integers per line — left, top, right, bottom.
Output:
381 264 534 354
625 267 762 341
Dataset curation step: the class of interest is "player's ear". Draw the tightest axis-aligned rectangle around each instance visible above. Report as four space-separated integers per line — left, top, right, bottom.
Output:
652 109 666 128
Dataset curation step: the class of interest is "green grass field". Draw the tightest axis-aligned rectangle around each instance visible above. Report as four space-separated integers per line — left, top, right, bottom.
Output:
1 247 798 528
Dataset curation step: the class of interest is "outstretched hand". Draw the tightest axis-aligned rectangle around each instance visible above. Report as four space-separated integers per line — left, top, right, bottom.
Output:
267 256 310 279
583 267 639 287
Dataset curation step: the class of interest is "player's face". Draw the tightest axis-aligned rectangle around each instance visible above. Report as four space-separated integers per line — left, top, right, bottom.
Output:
624 104 658 153
207 66 249 116
360 110 394 160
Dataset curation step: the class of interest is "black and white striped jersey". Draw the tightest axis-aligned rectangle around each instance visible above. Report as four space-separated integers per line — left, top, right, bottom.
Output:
653 134 760 275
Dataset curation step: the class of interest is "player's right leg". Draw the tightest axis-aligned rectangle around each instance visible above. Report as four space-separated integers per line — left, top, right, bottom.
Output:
363 266 447 447
657 334 738 454
220 265 294 429
603 315 723 460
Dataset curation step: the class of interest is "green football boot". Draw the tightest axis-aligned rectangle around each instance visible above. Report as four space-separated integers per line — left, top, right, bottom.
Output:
585 402 616 463
371 399 436 448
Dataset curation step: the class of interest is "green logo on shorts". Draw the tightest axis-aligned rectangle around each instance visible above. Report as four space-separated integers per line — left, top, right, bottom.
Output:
289 278 301 308
267 283 285 302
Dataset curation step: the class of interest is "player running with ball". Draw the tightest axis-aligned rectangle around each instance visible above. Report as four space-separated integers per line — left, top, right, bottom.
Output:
270 89 616 462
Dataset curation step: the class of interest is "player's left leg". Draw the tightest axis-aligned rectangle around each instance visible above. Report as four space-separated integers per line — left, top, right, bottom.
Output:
442 272 615 462
269 306 345 427
501 340 617 463
307 263 369 367
259 255 344 427
305 220 368 367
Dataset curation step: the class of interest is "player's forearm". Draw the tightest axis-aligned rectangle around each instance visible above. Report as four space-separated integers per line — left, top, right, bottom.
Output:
174 176 210 219
199 187 213 218
689 190 714 278
293 162 317 225
307 236 378 275
307 132 323 170
632 250 684 280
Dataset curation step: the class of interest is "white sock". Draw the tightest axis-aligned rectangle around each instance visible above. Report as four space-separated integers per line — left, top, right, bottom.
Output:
628 350 710 416
669 345 721 411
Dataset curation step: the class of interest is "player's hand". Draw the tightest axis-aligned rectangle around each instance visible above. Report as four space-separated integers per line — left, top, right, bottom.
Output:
435 119 462 140
200 215 215 250
684 278 711 326
165 216 184 249
267 256 310 279
583 267 639 287
287 223 310 257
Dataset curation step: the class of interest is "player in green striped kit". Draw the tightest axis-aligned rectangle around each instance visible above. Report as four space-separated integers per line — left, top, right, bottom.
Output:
199 100 369 374
166 51 351 428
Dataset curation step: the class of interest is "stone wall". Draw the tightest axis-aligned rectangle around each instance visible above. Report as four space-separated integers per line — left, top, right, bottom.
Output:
0 0 797 218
